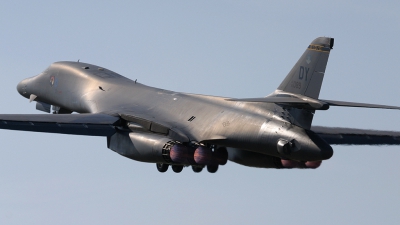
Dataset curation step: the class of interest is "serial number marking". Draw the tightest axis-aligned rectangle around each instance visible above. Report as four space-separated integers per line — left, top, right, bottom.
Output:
291 81 301 89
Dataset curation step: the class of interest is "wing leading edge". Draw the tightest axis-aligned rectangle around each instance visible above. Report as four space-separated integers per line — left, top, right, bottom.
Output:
312 126 400 145
0 113 120 136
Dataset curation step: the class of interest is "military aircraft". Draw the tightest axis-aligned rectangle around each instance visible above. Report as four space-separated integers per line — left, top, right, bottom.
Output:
6 37 400 173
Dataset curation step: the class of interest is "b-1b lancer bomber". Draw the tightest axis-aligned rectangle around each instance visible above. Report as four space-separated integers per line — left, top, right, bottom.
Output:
6 37 400 173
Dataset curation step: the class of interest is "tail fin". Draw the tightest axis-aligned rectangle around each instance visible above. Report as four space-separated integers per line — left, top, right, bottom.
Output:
277 37 334 99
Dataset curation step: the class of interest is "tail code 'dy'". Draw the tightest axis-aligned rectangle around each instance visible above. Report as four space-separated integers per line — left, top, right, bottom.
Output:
277 37 334 99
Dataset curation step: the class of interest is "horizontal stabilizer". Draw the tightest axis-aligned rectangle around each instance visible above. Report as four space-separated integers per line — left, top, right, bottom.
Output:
227 95 400 111
320 99 400 110
0 113 120 136
227 97 307 104
312 126 400 145
227 96 329 110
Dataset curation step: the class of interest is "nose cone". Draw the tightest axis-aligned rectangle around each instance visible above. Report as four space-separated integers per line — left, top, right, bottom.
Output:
17 78 29 98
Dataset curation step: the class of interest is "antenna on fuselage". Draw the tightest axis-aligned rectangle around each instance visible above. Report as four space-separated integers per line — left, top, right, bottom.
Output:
135 79 137 83
77 59 80 62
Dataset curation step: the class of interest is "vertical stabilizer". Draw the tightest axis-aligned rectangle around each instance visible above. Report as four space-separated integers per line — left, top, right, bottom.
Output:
277 37 334 99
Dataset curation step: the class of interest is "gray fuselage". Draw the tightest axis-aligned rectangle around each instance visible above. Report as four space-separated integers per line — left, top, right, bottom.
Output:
17 61 333 161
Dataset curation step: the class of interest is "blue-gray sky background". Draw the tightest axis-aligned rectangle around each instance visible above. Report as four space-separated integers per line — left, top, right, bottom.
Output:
1 1 400 224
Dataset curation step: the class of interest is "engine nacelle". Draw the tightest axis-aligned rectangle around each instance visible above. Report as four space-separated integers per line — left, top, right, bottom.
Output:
107 131 229 165
107 131 175 163
228 147 322 169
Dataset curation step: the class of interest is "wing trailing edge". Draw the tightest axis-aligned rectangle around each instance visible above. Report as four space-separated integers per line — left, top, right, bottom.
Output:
0 113 120 136
311 126 400 145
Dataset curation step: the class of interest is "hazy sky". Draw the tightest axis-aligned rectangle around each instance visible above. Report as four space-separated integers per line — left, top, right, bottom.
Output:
1 1 400 224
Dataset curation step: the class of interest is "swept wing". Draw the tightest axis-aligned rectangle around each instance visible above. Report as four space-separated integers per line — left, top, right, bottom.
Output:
311 126 400 145
0 113 120 136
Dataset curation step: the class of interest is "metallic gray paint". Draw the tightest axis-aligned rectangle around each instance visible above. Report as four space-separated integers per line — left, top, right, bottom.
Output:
2 37 398 171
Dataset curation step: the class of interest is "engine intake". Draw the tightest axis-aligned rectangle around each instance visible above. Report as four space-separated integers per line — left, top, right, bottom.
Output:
277 139 301 155
228 147 322 169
